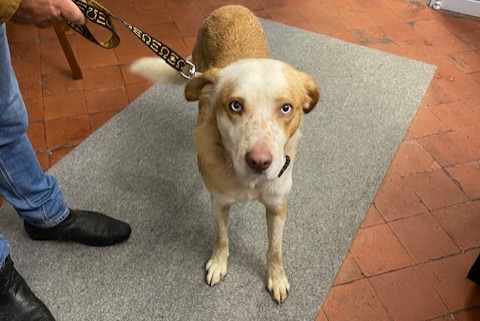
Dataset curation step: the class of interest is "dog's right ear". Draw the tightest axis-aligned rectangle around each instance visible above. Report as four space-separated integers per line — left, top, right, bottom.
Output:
185 68 220 101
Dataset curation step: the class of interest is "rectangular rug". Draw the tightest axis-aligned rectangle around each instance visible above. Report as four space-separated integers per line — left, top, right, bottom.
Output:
0 20 435 321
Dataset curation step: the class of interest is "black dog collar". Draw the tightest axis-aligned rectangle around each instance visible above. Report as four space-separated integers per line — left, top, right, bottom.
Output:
278 155 291 178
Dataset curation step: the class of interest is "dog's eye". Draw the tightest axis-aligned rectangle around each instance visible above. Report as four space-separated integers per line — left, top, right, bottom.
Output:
280 104 293 116
229 100 243 113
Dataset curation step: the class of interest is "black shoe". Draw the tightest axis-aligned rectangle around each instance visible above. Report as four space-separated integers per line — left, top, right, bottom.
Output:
0 256 55 321
468 254 480 285
24 209 131 246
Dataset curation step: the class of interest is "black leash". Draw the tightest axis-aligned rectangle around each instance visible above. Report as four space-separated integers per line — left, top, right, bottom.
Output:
68 0 197 79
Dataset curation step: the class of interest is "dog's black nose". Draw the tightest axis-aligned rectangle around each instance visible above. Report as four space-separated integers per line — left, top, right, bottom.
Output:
246 150 272 172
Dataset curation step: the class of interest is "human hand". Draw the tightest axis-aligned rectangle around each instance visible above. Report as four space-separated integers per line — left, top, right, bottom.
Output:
12 0 86 28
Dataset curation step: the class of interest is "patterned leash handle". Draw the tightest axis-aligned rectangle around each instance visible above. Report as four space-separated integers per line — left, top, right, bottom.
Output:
68 0 197 79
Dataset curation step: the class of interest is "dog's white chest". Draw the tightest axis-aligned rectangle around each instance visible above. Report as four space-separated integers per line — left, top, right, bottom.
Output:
212 173 291 208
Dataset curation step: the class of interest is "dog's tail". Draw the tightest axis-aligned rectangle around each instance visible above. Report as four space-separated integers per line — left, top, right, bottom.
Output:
129 57 188 85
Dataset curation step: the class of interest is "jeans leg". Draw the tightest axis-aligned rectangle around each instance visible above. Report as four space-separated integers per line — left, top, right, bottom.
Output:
0 24 69 228
0 235 9 268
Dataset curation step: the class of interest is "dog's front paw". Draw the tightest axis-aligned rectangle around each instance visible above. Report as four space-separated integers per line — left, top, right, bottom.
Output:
206 257 228 286
267 271 290 303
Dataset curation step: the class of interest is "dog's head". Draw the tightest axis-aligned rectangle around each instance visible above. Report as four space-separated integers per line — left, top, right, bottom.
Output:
186 59 320 182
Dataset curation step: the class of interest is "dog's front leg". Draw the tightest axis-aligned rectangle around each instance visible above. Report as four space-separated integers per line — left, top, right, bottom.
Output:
266 200 290 303
206 198 231 286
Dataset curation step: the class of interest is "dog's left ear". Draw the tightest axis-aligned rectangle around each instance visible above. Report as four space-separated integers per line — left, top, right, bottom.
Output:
185 68 220 101
301 73 320 114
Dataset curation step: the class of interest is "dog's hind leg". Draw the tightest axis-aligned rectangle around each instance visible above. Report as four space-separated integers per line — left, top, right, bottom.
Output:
266 200 290 303
206 199 231 286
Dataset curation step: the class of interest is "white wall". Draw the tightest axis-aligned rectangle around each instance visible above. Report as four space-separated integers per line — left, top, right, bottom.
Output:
428 0 480 17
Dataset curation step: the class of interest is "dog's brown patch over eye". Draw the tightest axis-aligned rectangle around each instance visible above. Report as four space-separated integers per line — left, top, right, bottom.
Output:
281 64 320 114
216 82 247 122
275 100 302 140
275 64 320 140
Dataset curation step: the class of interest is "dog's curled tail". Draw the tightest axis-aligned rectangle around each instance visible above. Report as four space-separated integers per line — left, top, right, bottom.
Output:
129 57 187 85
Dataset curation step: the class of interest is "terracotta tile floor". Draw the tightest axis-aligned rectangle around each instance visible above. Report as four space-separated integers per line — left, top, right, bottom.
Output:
3 0 480 319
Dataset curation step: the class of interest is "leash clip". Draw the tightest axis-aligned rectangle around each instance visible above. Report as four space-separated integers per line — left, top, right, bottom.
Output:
180 60 198 80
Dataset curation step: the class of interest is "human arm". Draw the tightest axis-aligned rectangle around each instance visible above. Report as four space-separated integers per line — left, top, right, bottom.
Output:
0 0 85 27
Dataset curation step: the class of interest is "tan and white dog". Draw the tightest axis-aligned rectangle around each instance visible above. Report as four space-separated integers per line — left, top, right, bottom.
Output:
131 5 320 303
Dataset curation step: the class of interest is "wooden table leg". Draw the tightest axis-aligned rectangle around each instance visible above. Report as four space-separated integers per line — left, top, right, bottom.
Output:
53 23 83 80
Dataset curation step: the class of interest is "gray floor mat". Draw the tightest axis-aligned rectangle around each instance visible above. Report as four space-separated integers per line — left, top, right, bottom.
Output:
0 19 435 321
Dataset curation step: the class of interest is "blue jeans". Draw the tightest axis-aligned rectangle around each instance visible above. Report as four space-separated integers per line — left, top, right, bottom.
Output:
0 24 69 268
